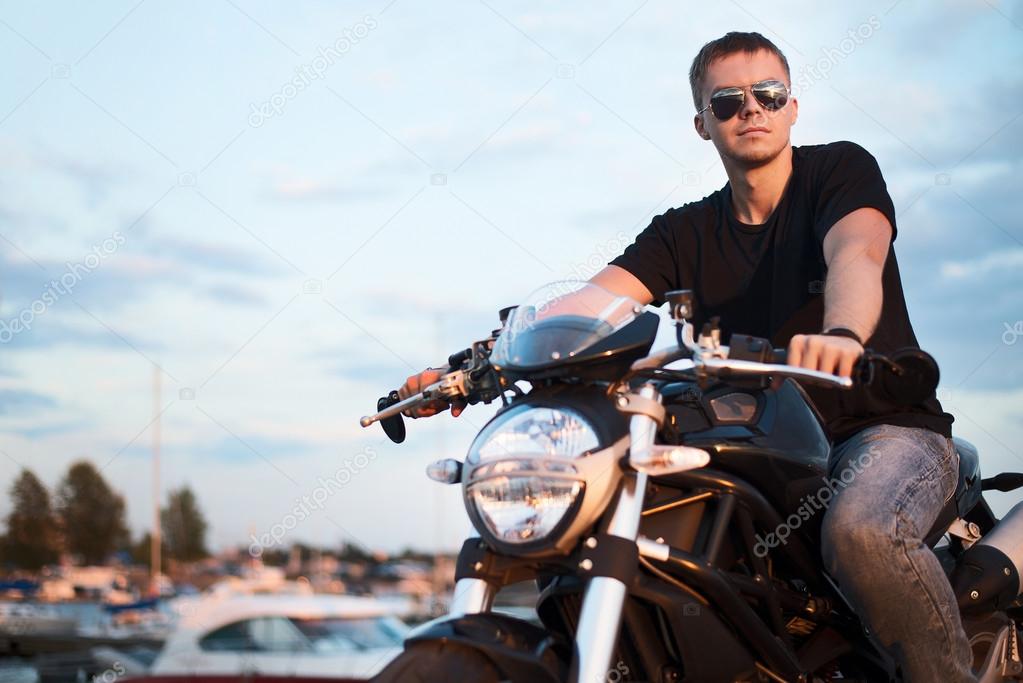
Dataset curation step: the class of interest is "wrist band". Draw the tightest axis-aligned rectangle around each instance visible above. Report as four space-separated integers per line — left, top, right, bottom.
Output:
822 327 863 345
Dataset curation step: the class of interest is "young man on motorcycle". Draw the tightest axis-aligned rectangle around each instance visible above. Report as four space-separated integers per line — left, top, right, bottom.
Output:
400 31 971 682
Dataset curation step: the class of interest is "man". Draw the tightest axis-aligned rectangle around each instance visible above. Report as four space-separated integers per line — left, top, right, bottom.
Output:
400 32 970 681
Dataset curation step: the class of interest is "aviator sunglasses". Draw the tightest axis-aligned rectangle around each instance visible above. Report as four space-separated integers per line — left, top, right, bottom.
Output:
698 79 791 121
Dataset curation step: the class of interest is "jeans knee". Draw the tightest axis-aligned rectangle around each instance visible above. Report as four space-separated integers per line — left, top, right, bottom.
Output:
821 506 893 572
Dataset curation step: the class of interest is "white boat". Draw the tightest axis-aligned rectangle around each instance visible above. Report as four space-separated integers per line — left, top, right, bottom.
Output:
149 593 407 679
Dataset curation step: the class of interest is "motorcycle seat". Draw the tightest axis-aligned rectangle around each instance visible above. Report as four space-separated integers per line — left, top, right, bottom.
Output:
924 437 983 547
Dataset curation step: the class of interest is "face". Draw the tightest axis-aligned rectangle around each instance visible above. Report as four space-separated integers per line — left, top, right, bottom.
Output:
693 49 798 167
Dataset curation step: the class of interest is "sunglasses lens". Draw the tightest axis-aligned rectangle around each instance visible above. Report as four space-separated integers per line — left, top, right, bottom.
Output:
710 94 743 120
753 82 789 110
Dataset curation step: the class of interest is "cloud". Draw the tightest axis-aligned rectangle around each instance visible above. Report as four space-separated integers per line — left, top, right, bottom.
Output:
147 238 287 277
9 420 89 439
205 283 268 307
941 248 1023 280
0 388 57 413
0 138 128 210
0 242 281 358
939 385 1023 518
266 177 390 202
330 359 409 384
109 432 316 467
197 434 315 463
0 315 162 352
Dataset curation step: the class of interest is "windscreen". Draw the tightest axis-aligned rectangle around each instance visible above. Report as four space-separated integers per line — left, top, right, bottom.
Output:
490 281 643 369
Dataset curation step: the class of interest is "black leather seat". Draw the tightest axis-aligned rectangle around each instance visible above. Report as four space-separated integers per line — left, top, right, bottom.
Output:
924 437 983 547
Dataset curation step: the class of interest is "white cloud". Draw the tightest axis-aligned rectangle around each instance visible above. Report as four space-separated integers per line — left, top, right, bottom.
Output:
941 248 1023 279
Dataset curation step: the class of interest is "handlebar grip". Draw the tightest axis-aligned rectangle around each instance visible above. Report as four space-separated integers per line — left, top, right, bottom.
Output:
872 348 940 407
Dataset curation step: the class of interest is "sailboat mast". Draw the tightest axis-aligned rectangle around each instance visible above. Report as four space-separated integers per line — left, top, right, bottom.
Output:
151 364 161 594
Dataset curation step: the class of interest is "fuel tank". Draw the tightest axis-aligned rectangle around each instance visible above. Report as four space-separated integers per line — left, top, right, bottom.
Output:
661 378 833 520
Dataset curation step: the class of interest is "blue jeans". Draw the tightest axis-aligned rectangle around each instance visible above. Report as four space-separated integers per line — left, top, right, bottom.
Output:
820 423 975 682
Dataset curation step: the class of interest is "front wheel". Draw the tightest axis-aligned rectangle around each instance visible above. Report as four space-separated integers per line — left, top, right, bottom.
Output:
371 641 507 683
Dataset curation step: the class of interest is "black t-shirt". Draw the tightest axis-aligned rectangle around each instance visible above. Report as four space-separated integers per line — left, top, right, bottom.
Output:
609 140 953 445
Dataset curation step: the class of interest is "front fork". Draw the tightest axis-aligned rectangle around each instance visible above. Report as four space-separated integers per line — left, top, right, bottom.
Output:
448 385 663 683
571 469 649 683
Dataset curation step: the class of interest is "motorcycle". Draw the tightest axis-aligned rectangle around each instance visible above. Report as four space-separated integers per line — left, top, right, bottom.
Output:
359 281 1023 682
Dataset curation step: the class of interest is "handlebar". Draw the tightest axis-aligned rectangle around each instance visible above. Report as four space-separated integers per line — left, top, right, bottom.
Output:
359 298 939 441
699 356 854 388
650 329 937 405
359 386 441 428
359 337 504 442
359 375 458 430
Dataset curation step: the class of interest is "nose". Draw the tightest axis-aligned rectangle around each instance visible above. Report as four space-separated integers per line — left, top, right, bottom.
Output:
738 85 764 119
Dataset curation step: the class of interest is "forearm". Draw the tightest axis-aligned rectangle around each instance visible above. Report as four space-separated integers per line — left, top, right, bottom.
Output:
822 253 883 342
590 265 655 305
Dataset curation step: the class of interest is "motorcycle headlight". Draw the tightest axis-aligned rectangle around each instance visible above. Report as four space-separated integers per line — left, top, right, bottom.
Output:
467 405 600 463
464 406 599 548
467 476 583 544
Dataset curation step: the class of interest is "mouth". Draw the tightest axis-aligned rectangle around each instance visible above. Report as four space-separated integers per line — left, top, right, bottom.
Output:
738 127 770 136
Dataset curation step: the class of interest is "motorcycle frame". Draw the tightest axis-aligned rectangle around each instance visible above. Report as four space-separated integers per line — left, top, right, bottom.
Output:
445 386 896 682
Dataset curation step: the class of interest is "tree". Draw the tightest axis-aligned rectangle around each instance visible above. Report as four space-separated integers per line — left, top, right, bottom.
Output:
2 469 60 570
161 486 208 562
56 461 129 565
129 532 167 568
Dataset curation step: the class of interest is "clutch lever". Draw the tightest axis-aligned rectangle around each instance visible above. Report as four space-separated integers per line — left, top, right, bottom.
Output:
360 377 451 430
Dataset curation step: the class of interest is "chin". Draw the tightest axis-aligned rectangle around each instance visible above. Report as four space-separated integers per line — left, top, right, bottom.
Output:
724 138 788 167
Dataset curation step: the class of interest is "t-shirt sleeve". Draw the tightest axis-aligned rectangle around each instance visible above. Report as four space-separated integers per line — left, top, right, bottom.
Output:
608 212 679 306
812 141 897 245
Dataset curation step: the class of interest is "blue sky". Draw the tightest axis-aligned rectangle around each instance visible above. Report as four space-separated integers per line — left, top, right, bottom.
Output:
0 0 1021 553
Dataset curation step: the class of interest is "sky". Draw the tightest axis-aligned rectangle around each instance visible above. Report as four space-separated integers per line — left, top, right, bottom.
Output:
0 0 1021 554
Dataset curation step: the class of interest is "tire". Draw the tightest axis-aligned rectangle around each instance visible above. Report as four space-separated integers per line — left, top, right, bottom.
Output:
371 640 506 683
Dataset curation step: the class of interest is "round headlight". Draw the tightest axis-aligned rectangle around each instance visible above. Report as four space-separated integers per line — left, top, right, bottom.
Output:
464 406 599 548
467 476 582 544
467 405 600 463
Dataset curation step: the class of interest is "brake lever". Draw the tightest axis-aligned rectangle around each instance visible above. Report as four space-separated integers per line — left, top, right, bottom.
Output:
360 336 504 442
360 378 450 429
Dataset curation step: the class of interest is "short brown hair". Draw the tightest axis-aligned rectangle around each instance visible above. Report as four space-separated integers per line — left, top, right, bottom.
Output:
689 32 791 110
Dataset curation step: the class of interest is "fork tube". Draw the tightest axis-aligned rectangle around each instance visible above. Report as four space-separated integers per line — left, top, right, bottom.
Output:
448 531 495 617
572 397 657 683
448 577 494 616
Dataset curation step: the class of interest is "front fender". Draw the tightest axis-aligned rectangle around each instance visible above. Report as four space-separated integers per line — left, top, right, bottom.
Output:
403 612 567 683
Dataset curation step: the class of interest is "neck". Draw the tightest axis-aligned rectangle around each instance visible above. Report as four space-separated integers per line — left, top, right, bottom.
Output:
724 145 793 224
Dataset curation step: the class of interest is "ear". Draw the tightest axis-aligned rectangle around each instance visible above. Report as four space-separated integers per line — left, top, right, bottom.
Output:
694 113 711 140
789 96 798 127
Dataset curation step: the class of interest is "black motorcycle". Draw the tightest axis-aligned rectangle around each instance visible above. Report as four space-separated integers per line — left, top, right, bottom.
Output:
360 282 1023 682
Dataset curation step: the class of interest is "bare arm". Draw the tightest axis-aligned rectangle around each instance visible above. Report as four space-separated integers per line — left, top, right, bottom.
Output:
820 207 892 340
589 265 655 305
399 266 655 417
788 207 893 377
